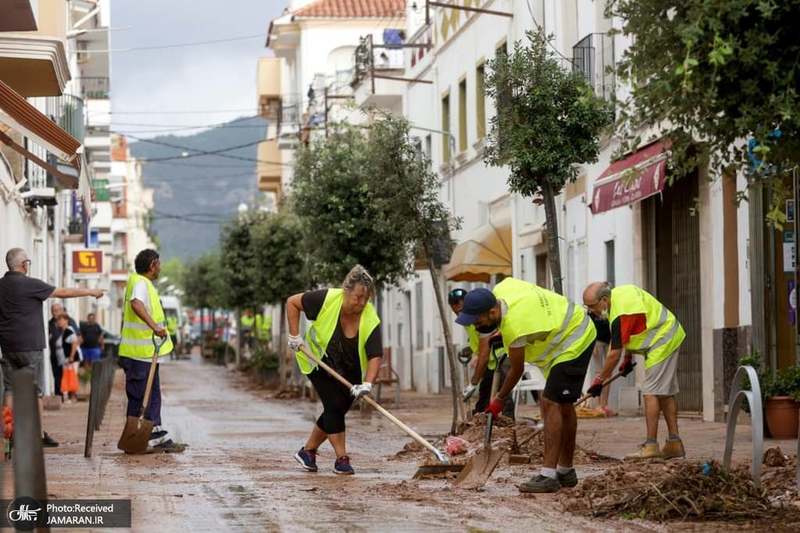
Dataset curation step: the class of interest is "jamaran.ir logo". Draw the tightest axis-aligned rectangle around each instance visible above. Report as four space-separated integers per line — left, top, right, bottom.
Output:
6 496 45 531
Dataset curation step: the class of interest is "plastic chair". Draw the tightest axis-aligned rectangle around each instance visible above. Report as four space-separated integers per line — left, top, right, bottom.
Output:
512 363 547 419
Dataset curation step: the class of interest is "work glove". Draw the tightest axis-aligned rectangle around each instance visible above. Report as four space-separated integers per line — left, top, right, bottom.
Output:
587 376 604 398
462 383 478 401
287 334 305 352
350 382 372 399
485 397 503 418
619 355 635 377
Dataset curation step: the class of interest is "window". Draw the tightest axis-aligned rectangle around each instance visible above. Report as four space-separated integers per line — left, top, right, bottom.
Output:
424 134 432 166
476 63 486 139
441 93 451 163
415 281 424 350
458 78 467 153
496 40 507 59
536 253 549 289
605 239 616 287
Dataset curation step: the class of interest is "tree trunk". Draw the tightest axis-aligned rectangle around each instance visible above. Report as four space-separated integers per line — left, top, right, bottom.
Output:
425 243 463 434
542 181 564 295
278 301 292 388
235 308 242 368
199 308 205 354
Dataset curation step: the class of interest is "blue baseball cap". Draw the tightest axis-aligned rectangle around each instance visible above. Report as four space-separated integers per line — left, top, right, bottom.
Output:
455 288 497 326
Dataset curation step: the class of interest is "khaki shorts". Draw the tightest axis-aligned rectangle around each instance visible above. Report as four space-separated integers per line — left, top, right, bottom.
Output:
642 350 679 396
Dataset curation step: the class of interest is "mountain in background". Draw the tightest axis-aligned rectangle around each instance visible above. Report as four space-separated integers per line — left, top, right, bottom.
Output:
129 115 267 261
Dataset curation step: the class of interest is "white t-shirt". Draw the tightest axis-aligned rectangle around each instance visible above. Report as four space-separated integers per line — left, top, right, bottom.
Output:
132 281 150 311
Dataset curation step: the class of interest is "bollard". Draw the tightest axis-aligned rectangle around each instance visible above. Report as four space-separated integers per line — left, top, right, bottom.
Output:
12 368 48 503
84 356 118 457
722 365 763 489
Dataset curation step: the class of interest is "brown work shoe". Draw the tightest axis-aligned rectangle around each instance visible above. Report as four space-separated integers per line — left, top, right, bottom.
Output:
625 441 662 460
662 438 685 459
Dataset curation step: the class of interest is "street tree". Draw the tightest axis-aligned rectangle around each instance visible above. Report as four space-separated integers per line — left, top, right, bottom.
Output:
250 208 311 387
183 252 226 348
364 114 462 432
608 0 800 225
484 30 614 294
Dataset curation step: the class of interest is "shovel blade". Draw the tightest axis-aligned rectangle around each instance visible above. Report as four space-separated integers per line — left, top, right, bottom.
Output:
117 416 153 454
453 447 506 490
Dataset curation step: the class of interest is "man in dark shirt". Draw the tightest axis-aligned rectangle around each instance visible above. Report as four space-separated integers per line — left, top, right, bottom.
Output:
0 248 104 447
79 313 105 366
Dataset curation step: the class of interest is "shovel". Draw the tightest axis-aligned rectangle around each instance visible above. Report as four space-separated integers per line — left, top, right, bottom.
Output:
297 345 451 475
117 334 166 454
453 354 508 489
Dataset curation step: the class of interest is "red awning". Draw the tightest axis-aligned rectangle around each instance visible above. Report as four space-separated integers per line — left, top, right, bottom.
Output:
590 140 670 215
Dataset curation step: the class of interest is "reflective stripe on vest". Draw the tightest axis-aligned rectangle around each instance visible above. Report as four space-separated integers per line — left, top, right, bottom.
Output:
608 285 685 369
119 273 174 359
295 288 381 379
493 278 596 377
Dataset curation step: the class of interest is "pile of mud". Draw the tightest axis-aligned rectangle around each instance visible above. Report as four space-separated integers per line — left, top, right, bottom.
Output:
559 457 800 523
391 413 618 467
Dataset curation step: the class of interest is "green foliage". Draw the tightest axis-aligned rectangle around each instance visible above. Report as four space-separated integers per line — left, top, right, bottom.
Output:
159 257 186 290
250 208 311 304
608 0 800 205
483 29 614 196
219 212 267 309
243 343 280 374
291 119 456 286
183 252 226 310
764 366 800 402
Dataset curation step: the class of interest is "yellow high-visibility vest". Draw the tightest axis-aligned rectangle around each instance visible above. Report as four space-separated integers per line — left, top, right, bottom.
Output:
119 273 174 359
608 285 685 368
493 278 596 377
296 289 380 379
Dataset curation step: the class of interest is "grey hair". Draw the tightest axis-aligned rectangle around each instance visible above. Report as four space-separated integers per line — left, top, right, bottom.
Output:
597 282 612 300
5 248 26 270
342 264 375 295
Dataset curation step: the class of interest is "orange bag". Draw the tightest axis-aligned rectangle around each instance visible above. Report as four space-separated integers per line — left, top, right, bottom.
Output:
61 365 79 394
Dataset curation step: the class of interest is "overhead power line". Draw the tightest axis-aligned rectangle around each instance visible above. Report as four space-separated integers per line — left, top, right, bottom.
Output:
78 32 265 53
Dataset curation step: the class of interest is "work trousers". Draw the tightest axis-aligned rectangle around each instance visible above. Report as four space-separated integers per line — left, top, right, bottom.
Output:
119 357 162 425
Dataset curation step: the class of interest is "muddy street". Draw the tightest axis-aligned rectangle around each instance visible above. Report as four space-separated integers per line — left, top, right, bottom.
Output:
6 354 785 532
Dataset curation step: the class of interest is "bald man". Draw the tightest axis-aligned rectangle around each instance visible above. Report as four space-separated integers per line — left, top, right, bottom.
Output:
583 282 686 460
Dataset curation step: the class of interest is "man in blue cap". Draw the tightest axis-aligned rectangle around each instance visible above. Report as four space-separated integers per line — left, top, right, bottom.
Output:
456 279 596 493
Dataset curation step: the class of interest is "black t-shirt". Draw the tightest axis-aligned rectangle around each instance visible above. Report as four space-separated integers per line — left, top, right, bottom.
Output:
0 271 55 353
302 289 382 383
80 323 103 348
591 315 612 345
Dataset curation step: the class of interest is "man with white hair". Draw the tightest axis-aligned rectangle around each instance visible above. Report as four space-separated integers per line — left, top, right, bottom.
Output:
0 247 104 447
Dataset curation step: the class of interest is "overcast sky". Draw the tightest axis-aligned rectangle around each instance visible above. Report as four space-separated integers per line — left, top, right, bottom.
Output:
110 0 284 138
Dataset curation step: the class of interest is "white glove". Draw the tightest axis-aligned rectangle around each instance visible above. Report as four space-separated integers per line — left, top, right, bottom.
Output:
350 382 372 399
462 383 478 401
288 334 305 351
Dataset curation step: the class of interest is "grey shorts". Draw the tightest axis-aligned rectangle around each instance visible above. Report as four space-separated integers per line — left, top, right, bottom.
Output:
642 350 679 396
1 350 44 397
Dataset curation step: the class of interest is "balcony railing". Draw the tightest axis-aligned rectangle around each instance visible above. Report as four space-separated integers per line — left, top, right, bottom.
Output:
41 93 85 141
75 77 110 100
572 33 615 101
352 32 406 90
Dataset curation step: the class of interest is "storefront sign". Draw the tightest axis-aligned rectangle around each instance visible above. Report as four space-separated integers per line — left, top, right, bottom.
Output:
72 250 103 276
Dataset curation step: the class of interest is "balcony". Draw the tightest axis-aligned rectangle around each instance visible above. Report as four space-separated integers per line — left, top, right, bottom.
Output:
0 0 70 96
277 93 301 149
572 33 615 101
257 57 282 120
257 140 282 196
40 93 85 141
75 77 109 100
351 33 405 114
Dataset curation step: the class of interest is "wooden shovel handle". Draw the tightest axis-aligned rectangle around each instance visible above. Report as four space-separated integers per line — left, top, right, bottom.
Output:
298 345 445 461
139 335 167 419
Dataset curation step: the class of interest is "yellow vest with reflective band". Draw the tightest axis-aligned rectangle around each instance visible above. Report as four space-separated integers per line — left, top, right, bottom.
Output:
296 288 381 379
241 315 255 329
464 325 501 371
493 278 596 378
119 273 174 359
255 314 272 340
166 315 178 335
608 285 685 369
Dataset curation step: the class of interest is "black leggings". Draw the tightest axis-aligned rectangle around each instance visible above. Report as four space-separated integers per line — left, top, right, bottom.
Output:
308 369 355 434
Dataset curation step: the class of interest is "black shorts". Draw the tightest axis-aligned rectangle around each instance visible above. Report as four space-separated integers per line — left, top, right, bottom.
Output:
543 341 595 404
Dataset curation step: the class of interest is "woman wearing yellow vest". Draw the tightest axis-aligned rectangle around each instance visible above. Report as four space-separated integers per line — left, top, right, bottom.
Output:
118 249 182 453
448 288 513 416
456 279 596 493
583 282 686 460
286 265 382 475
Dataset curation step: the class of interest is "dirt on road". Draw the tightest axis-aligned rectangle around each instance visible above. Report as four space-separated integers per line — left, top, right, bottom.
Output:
2 354 795 532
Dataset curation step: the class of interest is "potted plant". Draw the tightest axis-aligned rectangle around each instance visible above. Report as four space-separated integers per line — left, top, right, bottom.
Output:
763 365 800 439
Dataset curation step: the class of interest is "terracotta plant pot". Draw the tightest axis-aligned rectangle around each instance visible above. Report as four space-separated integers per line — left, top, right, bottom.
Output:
764 396 800 439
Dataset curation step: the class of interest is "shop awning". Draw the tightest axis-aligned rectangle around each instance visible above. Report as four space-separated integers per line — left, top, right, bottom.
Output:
0 78 85 191
590 140 670 215
444 218 512 282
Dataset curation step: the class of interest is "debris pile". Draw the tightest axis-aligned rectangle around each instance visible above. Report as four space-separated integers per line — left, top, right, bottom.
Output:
560 460 799 522
760 447 799 507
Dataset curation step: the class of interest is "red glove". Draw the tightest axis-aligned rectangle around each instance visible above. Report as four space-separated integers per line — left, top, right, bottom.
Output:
587 377 604 398
485 398 503 417
619 356 635 377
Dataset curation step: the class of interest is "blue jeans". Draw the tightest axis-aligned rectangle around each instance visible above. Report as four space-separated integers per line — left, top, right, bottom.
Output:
118 357 161 425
